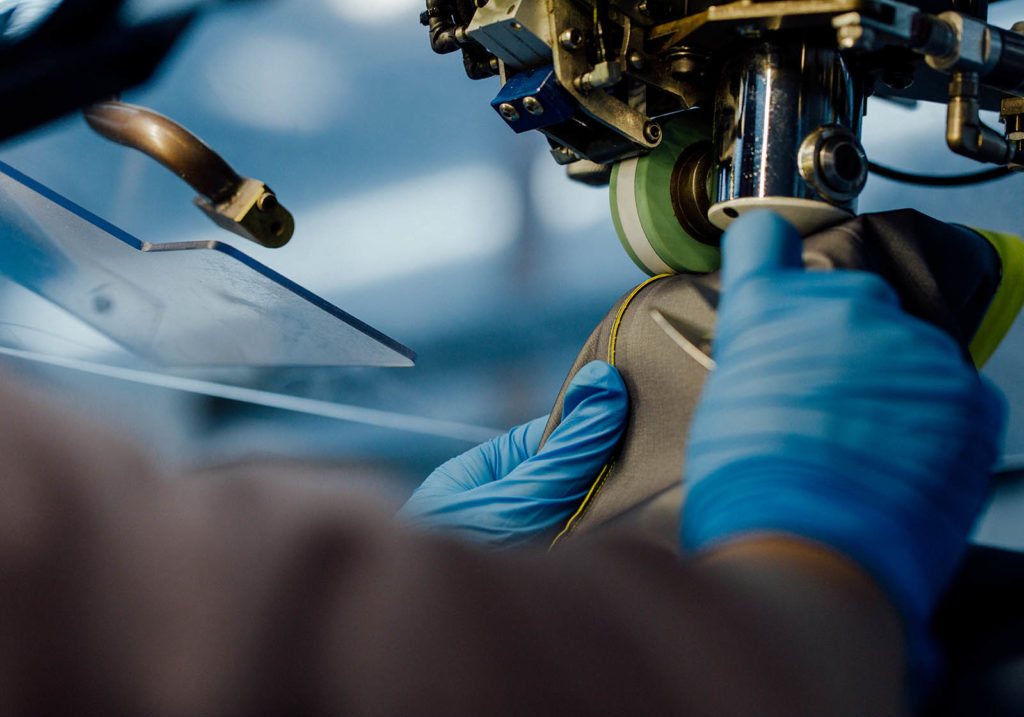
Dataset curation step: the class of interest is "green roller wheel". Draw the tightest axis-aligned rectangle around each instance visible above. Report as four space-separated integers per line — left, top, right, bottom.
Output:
610 112 721 276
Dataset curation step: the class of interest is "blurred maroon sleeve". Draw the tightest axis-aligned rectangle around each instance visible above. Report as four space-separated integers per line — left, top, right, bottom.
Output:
0 375 828 716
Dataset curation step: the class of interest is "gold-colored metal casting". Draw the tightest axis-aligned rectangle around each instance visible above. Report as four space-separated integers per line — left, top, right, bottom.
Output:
84 101 294 248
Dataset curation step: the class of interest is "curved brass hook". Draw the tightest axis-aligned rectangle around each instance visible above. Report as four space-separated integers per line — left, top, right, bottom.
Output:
84 101 294 248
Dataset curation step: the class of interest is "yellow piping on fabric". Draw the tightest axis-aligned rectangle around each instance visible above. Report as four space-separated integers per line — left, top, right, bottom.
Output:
549 274 672 550
968 228 1024 368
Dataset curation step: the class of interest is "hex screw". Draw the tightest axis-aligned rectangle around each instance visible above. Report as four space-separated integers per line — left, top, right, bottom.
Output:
522 96 545 115
498 103 520 122
559 28 582 50
644 121 662 144
257 192 278 212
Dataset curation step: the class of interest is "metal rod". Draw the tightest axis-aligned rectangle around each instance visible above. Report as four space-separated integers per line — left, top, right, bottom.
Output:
0 346 497 444
84 101 242 203
84 100 295 248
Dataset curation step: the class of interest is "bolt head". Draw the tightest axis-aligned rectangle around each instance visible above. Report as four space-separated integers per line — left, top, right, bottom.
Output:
643 121 662 144
559 28 582 51
257 192 278 212
628 52 645 70
522 96 545 115
670 55 702 78
498 102 520 122
798 125 867 202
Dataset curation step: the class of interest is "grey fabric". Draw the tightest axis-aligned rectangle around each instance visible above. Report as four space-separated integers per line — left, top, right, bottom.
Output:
539 273 719 540
539 210 1002 544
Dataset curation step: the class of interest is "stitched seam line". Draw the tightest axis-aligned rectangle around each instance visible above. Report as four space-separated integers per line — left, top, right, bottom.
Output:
549 274 671 550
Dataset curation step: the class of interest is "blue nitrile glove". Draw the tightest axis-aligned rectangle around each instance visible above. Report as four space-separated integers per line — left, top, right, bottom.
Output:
399 360 628 548
682 211 1005 676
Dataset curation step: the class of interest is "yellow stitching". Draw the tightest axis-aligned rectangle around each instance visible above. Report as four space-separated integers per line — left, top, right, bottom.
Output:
549 274 671 550
608 275 670 365
549 462 613 550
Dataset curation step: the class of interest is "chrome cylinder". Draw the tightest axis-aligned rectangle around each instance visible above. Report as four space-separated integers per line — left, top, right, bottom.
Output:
710 40 866 232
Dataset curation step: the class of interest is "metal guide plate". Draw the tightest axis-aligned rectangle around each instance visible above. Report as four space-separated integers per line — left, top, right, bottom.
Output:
0 160 415 368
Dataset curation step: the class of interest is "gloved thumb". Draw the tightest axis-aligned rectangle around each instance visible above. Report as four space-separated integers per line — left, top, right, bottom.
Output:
512 361 628 499
721 210 804 290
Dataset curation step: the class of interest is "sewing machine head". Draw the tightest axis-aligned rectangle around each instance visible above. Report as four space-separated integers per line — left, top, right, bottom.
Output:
425 0 1024 273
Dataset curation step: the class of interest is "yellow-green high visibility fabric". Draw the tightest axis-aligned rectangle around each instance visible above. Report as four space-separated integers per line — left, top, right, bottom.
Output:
968 228 1024 368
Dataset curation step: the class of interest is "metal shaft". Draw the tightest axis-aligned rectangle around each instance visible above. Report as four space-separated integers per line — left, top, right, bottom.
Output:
710 39 866 230
85 101 242 203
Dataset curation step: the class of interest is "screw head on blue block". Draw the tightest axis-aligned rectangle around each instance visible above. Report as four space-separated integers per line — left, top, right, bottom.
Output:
490 65 575 133
498 103 520 122
523 96 544 115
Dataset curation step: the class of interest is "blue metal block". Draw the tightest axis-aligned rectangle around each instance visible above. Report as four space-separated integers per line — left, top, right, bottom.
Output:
490 66 575 134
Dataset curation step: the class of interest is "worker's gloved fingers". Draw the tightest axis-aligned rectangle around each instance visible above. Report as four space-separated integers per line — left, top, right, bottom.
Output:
401 416 548 507
398 362 628 547
497 360 628 501
684 369 1005 600
443 362 627 546
683 367 1005 692
715 211 901 353
434 361 626 543
685 212 1007 691
720 210 804 289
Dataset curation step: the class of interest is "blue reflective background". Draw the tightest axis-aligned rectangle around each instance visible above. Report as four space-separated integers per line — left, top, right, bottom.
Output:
0 0 1022 532
0 0 647 485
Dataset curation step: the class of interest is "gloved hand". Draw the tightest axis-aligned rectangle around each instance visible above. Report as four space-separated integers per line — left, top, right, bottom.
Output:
682 211 1005 675
399 360 628 548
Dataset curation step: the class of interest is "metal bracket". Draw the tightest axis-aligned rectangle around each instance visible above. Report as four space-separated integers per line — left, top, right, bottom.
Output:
549 0 660 152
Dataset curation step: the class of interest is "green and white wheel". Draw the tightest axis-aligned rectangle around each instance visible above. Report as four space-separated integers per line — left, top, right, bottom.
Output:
610 113 721 276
